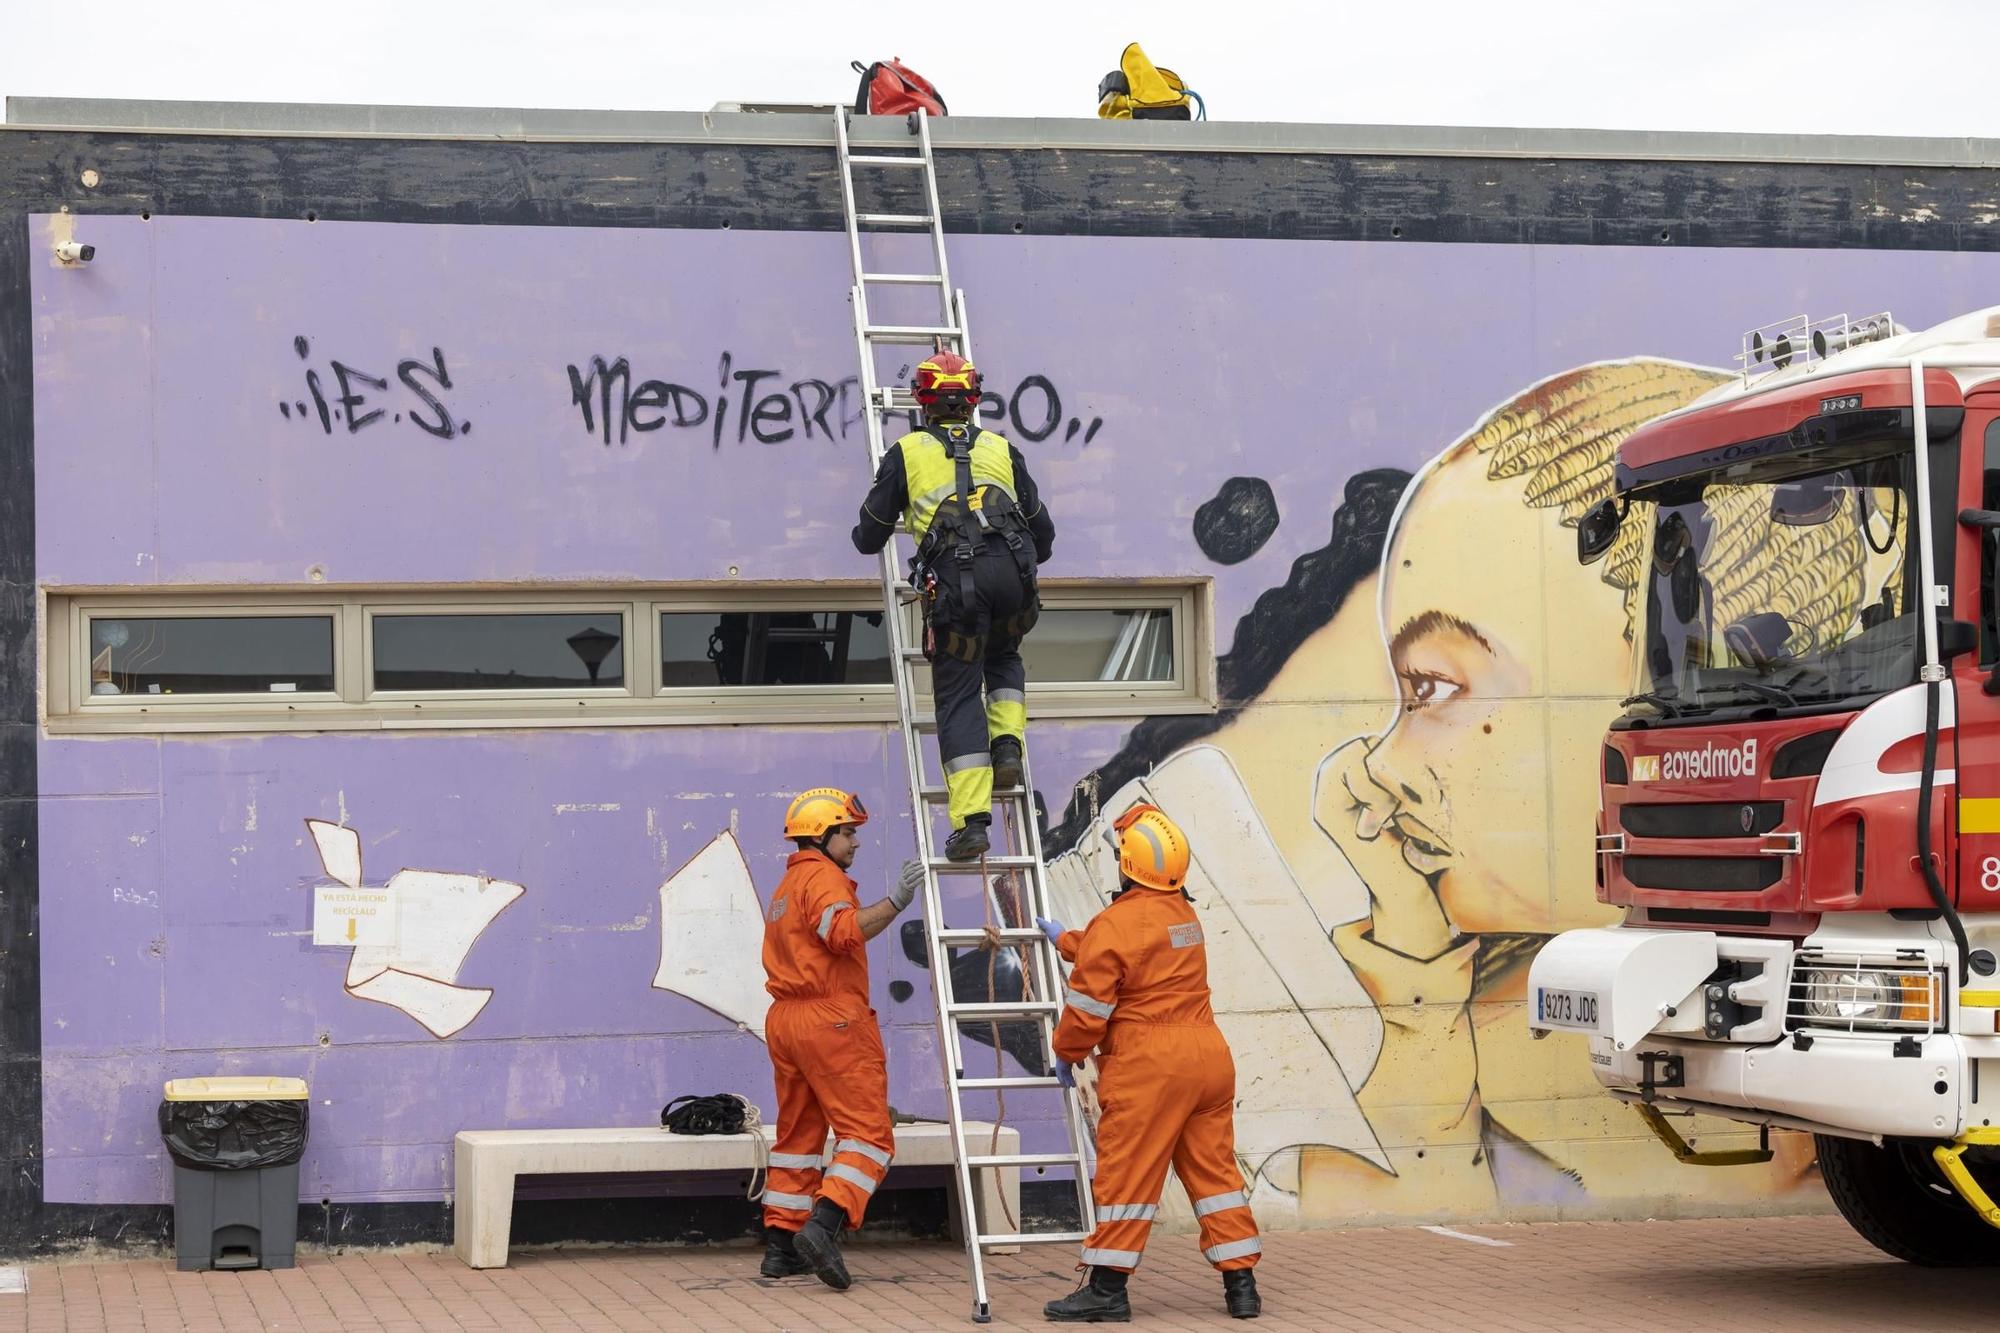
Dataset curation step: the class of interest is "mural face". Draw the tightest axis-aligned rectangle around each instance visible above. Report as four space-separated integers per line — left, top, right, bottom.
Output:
30 210 2000 1218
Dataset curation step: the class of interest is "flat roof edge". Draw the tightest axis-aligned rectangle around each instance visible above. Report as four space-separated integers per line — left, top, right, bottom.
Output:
8 96 2000 167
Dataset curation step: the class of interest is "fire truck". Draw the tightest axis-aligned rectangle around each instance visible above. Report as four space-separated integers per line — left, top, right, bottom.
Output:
1527 306 2000 1263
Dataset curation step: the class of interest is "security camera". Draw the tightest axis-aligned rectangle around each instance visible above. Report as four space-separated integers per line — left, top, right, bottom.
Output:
55 241 95 264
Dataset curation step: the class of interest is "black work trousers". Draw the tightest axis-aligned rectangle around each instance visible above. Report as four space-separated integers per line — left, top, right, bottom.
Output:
929 546 1033 829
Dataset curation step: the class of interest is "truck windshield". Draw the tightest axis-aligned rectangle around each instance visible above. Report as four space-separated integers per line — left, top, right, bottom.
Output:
1625 437 1922 720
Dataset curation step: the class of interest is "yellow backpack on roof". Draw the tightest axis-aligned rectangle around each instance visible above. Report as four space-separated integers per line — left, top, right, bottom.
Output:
1097 42 1206 121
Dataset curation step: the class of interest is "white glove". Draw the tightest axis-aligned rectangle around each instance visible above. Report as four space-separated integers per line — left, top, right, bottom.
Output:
890 858 925 912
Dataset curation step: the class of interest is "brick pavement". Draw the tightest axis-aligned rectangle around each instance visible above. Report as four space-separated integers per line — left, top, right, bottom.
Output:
3 1214 1998 1332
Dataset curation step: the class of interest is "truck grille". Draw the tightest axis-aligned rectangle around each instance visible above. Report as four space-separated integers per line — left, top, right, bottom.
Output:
1620 802 1785 839
1623 855 1783 892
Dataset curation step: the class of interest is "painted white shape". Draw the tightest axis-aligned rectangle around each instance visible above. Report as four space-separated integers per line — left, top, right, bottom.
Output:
307 818 363 889
350 870 524 986
1421 1225 1513 1247
652 830 771 1040
312 885 398 947
0 1267 24 1293
1046 745 1390 1182
348 969 493 1040
1813 682 1957 808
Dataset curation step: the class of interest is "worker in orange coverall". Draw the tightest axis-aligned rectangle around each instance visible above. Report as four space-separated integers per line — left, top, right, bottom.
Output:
758 787 925 1291
1035 803 1263 1322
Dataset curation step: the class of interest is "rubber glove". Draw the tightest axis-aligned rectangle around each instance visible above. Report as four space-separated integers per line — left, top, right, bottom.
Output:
890 858 924 912
1054 1061 1077 1088
1034 916 1066 947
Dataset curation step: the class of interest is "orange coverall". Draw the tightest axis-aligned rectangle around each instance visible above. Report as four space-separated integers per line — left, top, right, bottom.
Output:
1053 889 1262 1274
759 849 896 1232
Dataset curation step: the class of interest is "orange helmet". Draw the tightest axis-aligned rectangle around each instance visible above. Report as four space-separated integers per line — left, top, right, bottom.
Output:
784 788 869 841
912 350 982 421
1114 803 1190 892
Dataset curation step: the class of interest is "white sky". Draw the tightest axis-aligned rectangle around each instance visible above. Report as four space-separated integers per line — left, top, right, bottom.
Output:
7 0 2000 139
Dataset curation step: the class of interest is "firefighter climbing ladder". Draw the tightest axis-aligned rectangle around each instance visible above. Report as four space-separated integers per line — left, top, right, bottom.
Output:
833 107 1098 1324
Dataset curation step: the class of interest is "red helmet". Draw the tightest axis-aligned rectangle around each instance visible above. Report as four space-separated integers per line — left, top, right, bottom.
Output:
912 351 982 420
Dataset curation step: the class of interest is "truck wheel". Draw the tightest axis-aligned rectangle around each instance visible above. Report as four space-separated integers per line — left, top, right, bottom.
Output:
1815 1133 2000 1265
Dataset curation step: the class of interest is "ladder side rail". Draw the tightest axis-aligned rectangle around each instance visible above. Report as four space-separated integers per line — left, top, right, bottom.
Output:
915 111 956 329
953 286 1099 1235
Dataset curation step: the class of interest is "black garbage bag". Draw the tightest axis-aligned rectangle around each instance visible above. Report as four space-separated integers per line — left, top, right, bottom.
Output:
158 1099 309 1171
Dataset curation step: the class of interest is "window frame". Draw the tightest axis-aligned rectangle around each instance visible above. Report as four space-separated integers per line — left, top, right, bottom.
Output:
43 579 1215 734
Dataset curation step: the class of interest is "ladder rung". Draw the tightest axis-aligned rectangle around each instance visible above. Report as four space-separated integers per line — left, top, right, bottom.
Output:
978 1231 1091 1247
966 1152 1083 1169
866 325 964 343
956 1075 1065 1090
863 271 948 285
947 1000 1062 1020
936 927 1043 945
856 212 934 227
917 784 1027 802
848 154 928 167
929 855 1037 872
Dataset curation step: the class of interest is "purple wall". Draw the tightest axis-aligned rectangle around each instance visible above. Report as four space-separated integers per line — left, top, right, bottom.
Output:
32 213 2000 1205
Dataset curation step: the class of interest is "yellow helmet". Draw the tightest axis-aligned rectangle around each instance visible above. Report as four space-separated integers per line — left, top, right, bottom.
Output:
783 788 869 841
1114 803 1189 891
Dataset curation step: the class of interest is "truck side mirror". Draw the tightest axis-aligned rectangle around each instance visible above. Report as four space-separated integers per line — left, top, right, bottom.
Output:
1578 497 1625 565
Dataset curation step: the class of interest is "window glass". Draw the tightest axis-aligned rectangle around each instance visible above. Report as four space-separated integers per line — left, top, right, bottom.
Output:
662 611 891 687
373 613 625 690
1022 608 1176 683
88 616 334 696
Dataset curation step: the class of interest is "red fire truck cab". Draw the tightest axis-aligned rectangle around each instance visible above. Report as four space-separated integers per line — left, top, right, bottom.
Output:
1528 307 2000 1262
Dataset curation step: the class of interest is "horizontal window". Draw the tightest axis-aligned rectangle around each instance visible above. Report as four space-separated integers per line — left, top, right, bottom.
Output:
661 611 890 688
373 612 627 691
44 581 1212 733
87 613 335 698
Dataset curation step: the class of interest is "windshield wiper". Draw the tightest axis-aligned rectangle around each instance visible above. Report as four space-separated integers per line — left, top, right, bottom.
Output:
1696 681 1799 709
1621 691 1685 717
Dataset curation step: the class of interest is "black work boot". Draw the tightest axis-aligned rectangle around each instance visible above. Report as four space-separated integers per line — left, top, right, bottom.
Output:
991 737 1025 791
944 815 991 862
1044 1266 1131 1322
1223 1269 1261 1319
793 1199 852 1291
758 1225 811 1278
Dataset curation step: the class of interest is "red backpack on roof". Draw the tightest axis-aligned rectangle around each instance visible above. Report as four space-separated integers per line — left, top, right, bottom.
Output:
851 59 947 116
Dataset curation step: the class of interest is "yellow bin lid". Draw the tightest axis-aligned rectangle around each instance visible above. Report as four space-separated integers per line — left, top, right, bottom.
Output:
163 1076 309 1102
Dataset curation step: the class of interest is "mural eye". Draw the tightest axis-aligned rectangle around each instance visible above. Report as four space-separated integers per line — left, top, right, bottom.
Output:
1403 672 1462 706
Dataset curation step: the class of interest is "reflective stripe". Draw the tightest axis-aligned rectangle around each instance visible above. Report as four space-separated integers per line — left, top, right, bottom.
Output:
1095 1203 1158 1223
1132 821 1167 872
825 1162 880 1195
987 688 1025 707
767 1153 824 1171
1080 1247 1143 1269
834 1138 893 1169
1065 988 1115 1020
942 751 991 775
816 902 852 941
1192 1190 1248 1217
1203 1237 1263 1263
761 1190 814 1211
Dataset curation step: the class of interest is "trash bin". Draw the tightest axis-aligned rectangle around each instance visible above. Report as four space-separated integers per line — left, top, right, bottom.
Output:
159 1076 310 1272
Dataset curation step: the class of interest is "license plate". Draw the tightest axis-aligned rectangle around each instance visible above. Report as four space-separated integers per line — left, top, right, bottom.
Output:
1534 987 1602 1032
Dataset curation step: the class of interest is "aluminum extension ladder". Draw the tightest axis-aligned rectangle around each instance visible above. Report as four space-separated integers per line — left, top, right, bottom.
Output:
833 107 1098 1324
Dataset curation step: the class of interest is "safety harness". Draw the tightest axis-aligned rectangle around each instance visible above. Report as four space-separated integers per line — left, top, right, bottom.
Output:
913 422 1039 663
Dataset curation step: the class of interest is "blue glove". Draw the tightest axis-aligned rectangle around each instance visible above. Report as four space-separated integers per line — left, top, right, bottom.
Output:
1035 916 1066 947
1054 1061 1077 1088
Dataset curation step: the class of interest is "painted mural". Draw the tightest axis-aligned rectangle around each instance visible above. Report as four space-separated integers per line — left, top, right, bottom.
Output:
31 210 2000 1221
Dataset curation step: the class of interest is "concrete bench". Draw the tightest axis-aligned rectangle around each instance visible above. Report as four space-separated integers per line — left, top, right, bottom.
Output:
452 1121 1021 1269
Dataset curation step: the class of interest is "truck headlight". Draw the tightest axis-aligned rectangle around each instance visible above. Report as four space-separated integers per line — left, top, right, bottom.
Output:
1794 966 1939 1030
